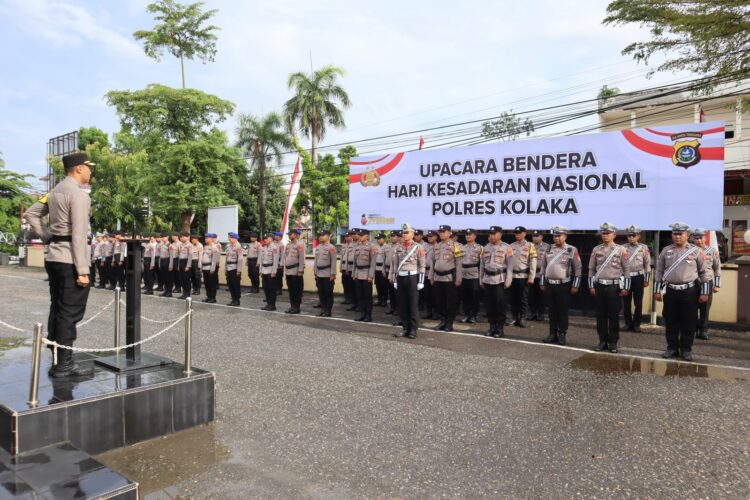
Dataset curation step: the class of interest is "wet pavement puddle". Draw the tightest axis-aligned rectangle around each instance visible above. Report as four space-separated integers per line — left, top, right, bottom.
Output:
96 424 229 496
569 353 749 381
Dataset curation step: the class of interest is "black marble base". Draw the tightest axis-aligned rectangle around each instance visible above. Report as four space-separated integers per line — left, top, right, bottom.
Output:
94 352 173 372
0 442 138 499
0 345 215 456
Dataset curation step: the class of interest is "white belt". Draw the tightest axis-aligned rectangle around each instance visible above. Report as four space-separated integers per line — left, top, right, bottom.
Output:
597 279 619 285
630 270 645 276
667 282 695 290
398 270 418 276
546 278 571 285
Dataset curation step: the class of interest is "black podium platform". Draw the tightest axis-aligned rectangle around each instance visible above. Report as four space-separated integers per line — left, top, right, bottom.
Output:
0 345 215 456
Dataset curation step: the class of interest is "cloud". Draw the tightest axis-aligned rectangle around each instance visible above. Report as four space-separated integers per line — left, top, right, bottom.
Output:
4 0 143 60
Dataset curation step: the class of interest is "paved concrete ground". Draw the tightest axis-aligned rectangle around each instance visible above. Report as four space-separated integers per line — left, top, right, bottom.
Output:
0 267 748 499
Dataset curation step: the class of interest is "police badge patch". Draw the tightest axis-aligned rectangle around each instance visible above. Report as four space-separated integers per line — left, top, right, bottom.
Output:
670 132 703 169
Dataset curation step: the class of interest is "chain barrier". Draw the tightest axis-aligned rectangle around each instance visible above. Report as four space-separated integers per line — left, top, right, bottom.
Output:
43 310 190 365
0 298 114 333
119 299 186 324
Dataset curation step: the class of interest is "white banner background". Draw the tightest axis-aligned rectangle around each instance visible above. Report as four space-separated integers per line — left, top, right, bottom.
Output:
348 121 724 231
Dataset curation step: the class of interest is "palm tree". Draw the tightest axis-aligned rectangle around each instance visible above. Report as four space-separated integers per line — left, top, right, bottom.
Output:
235 112 293 235
283 65 351 166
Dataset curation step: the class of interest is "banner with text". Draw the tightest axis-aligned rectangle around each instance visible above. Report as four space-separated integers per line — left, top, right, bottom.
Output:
348 122 725 231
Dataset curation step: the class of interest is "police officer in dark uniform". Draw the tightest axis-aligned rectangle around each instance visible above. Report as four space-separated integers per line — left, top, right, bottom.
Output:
26 152 96 378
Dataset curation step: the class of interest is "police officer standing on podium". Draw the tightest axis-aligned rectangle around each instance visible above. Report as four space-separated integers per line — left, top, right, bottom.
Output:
389 223 426 338
26 152 96 378
622 225 651 332
539 226 582 345
588 222 630 353
655 223 712 361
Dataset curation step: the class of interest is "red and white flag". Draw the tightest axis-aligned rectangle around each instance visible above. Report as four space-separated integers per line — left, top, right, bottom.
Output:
698 104 707 123
418 136 425 150
280 155 303 245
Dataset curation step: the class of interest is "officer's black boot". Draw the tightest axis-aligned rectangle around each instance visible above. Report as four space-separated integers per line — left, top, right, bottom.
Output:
696 329 709 340
486 323 494 336
460 316 471 323
355 313 366 321
443 318 454 332
436 317 447 331
543 330 557 343
516 314 526 328
492 324 504 338
467 316 477 324
662 348 679 359
50 348 94 378
594 336 608 351
558 331 567 346
609 342 619 353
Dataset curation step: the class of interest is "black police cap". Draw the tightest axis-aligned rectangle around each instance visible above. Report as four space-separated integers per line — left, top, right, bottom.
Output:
439 224 452 232
489 226 502 233
514 226 526 233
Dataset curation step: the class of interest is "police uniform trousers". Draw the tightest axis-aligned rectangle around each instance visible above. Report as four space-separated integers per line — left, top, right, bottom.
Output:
226 268 241 303
433 275 457 321
89 261 96 285
115 256 126 290
421 271 433 316
397 274 419 334
387 278 398 313
316 276 334 313
484 283 508 329
99 257 110 288
154 256 161 287
697 287 713 333
191 260 201 293
664 285 700 352
509 277 530 319
286 266 303 309
172 265 182 293
160 259 173 294
276 266 284 294
178 259 191 296
248 257 260 291
45 261 91 346
203 269 217 299
461 278 480 318
262 272 276 307
110 255 121 288
354 275 373 318
344 272 358 306
623 274 645 329
595 283 621 345
546 282 571 336
529 277 545 318
374 267 387 304
143 259 156 291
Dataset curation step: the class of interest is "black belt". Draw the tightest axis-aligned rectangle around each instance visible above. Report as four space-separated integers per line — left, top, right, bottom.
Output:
285 263 299 269
463 262 479 268
356 265 370 269
317 265 330 270
434 269 454 277
484 269 503 276
49 235 72 243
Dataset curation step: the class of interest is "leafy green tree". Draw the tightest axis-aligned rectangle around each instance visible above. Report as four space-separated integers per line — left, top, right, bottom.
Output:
481 111 534 141
0 154 33 253
597 84 621 100
105 85 239 233
229 162 286 234
294 144 355 234
283 65 351 166
78 126 110 150
105 84 235 145
235 112 293 235
603 1 750 80
134 0 219 88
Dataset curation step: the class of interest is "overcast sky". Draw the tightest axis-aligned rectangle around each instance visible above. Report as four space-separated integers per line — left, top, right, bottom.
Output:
0 0 683 188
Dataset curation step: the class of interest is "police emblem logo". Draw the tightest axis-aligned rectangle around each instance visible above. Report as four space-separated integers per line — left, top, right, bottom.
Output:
670 132 703 169
360 169 381 187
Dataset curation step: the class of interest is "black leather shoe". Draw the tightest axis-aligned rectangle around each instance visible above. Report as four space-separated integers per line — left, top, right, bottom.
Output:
460 316 471 323
266 306 276 311
322 310 332 317
346 306 358 311
696 330 709 340
633 326 642 333
506 319 516 326
285 308 295 314
516 319 526 328
392 320 403 326
594 342 608 352
228 301 240 307
485 324 495 336
363 316 372 323
393 330 406 338
179 295 190 300
355 315 365 321
317 311 326 316
492 328 504 338
557 333 566 346
443 321 454 332
542 332 557 344
406 331 417 339
313 303 321 308
681 351 694 361
609 343 619 353
662 349 679 359
163 293 173 298
50 350 94 378
207 298 216 304
436 319 447 330
202 297 212 303
467 316 477 324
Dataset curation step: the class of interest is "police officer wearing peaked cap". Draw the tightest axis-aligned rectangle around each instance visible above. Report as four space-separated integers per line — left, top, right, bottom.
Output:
389 222 426 338
622 225 651 333
691 227 721 340
25 152 96 378
539 225 582 345
529 229 551 321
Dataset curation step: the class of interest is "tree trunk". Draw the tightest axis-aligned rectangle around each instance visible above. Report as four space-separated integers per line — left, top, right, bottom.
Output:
309 126 319 240
180 51 186 89
180 210 192 234
256 140 266 235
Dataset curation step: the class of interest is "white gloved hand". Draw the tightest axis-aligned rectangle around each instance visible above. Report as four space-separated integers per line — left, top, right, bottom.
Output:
417 283 424 290
393 282 398 290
